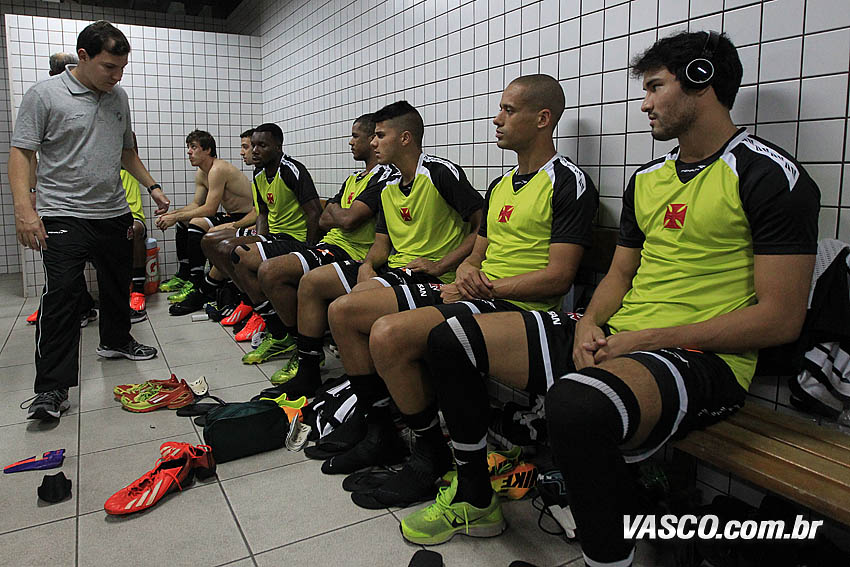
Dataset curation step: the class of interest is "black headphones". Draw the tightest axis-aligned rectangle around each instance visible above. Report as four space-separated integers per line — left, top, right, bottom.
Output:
683 31 720 88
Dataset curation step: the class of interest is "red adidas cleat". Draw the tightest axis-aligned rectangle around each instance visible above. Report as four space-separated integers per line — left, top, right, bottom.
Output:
27 309 38 324
234 312 265 342
103 445 214 515
159 442 216 475
221 302 252 326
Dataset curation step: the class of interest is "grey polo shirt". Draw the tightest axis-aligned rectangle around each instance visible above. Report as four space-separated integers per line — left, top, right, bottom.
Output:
11 67 134 219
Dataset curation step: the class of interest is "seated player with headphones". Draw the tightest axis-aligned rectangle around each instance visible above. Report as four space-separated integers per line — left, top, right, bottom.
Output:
393 31 820 562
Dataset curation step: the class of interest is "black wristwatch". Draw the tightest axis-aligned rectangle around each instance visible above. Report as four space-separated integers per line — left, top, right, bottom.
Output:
147 183 161 194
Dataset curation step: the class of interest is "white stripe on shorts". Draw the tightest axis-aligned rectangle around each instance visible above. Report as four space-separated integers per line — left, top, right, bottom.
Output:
623 351 689 463
531 311 554 390
401 285 416 310
332 262 352 294
292 251 310 275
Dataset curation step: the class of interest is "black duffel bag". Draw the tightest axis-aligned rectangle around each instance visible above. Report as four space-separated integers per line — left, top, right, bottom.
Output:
203 400 288 463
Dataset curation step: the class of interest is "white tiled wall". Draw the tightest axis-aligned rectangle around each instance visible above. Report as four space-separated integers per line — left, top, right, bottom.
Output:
5 16 262 296
0 0 230 281
233 0 849 243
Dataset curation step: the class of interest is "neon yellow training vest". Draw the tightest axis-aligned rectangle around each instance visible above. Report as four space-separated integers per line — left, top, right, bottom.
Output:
382 156 469 283
321 167 380 261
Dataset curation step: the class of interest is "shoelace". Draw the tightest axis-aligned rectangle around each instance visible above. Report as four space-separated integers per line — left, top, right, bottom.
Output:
431 486 471 534
127 459 185 496
19 390 64 410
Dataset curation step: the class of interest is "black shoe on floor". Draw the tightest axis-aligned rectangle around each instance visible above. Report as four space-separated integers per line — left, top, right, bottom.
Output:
96 339 157 360
350 443 452 509
304 408 367 460
25 389 70 420
169 289 208 316
321 417 409 475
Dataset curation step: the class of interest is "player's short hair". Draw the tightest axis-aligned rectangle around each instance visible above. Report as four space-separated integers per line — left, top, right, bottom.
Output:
631 31 743 109
508 74 566 127
240 128 255 139
49 52 78 76
373 101 424 147
77 21 130 58
353 113 376 136
186 129 217 158
254 123 284 147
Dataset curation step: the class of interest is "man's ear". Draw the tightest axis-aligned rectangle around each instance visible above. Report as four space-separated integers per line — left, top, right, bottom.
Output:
537 108 552 130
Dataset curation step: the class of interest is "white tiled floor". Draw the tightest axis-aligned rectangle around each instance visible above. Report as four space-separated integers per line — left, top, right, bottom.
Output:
0 273 662 567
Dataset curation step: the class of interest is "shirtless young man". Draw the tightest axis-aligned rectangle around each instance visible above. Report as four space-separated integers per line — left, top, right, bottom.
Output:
155 130 254 315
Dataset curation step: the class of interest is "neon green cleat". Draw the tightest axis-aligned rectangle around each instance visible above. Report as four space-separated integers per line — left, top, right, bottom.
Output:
400 476 505 545
159 276 189 292
241 334 296 365
269 351 325 384
167 282 195 303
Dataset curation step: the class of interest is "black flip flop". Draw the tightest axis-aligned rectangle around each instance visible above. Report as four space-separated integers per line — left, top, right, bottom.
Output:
341 467 399 492
408 550 442 567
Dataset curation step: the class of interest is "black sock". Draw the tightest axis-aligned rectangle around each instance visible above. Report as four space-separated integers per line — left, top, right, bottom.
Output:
546 371 640 565
175 222 190 279
295 334 324 377
131 266 145 293
200 273 225 297
187 227 206 286
425 316 493 508
254 300 286 339
402 404 452 474
348 372 390 413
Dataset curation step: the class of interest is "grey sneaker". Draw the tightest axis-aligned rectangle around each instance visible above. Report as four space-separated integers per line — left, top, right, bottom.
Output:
25 389 70 420
80 308 98 328
96 339 157 361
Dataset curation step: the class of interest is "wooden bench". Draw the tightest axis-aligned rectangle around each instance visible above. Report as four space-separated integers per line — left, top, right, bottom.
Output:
674 403 850 525
580 226 850 526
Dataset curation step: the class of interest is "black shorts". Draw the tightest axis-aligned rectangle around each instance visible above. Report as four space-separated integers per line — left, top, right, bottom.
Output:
235 227 257 237
289 243 353 274
393 287 523 316
330 260 444 294
520 310 746 461
255 233 312 260
201 211 247 229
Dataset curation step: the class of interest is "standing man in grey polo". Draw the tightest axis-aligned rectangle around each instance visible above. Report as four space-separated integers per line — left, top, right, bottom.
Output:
9 21 171 421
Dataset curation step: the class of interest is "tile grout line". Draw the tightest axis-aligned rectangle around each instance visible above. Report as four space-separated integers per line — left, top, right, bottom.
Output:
249 512 396 560
214 475 259 566
75 340 83 567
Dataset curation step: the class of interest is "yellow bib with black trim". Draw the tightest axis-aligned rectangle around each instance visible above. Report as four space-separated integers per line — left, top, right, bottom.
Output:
607 156 758 389
481 167 559 311
321 170 378 261
254 170 307 241
382 175 468 284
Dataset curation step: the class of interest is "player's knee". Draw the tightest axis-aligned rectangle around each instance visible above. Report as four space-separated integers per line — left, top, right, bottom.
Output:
297 269 320 299
369 314 405 360
425 315 489 382
188 217 206 228
546 368 641 448
257 260 275 290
